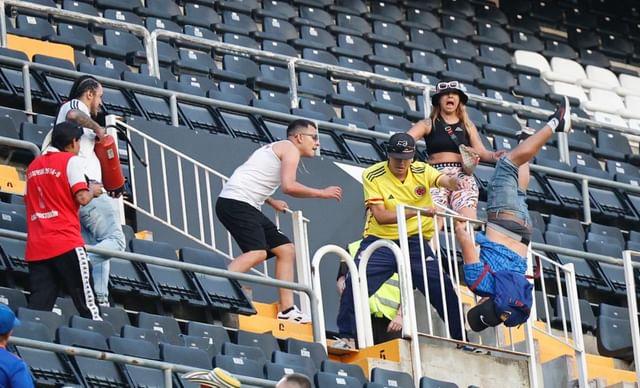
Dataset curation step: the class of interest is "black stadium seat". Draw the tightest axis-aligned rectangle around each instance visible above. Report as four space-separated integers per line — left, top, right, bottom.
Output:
315 372 362 388
222 342 268 364
321 360 367 385
214 355 265 379
371 367 415 388
420 375 458 387
137 312 183 346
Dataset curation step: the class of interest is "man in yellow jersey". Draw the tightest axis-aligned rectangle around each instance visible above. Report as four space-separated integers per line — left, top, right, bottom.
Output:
336 133 464 344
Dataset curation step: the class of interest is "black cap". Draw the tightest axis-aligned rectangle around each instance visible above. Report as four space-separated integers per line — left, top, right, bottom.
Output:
431 80 469 106
467 299 503 332
51 121 84 150
386 133 416 160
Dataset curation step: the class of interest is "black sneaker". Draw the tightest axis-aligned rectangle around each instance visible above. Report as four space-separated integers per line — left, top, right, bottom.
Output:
547 96 571 133
515 127 535 143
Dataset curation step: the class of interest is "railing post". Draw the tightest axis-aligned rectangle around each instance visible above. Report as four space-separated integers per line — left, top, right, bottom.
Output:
144 30 158 78
525 246 540 388
164 368 173 387
21 63 32 123
169 94 179 127
422 87 431 119
395 204 423 387
564 263 589 388
581 179 591 224
105 115 125 224
287 58 298 109
292 210 312 316
311 245 365 350
0 0 6 48
557 131 570 164
622 251 640 384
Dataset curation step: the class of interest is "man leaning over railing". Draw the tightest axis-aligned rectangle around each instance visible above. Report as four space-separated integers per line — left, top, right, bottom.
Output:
455 97 572 332
334 133 466 348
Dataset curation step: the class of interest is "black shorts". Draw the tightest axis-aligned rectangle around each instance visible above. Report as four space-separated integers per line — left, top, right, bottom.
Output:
215 197 291 257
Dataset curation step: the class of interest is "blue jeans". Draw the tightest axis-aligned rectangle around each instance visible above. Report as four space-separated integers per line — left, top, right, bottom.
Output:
486 156 531 226
80 195 126 303
337 236 463 341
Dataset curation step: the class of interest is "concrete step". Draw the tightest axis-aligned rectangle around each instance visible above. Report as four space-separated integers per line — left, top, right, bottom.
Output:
419 335 531 387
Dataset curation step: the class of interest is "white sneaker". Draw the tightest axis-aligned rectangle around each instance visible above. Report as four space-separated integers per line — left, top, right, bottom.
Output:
332 337 355 350
277 305 311 324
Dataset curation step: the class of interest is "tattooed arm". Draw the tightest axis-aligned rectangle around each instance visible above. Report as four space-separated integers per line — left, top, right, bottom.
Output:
66 109 106 139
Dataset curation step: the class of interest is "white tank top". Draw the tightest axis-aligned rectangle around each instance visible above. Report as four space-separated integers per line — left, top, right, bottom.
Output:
219 142 284 209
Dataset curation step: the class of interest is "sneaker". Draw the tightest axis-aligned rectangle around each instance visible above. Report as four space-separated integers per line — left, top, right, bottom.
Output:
547 96 571 133
332 337 355 350
183 368 241 388
277 305 311 324
515 127 536 143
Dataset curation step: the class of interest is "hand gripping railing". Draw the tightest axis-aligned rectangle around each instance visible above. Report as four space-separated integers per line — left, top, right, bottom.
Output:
0 227 325 347
311 245 365 351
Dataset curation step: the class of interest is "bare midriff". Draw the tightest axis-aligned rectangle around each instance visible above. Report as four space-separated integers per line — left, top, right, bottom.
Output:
428 151 463 165
485 227 528 258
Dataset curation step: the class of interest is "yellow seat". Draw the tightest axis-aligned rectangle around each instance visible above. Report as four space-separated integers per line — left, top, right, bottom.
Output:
7 35 74 65
0 165 25 195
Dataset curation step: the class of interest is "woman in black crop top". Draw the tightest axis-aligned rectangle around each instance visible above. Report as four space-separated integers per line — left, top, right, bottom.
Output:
408 81 504 224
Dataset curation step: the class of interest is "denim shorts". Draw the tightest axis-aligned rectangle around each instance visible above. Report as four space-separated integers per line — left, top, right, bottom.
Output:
485 156 531 226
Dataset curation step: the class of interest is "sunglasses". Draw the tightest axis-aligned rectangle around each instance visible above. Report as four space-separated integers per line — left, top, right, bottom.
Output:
437 81 460 90
300 132 319 141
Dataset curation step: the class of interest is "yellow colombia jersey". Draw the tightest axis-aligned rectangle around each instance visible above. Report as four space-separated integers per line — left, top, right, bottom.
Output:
362 160 443 240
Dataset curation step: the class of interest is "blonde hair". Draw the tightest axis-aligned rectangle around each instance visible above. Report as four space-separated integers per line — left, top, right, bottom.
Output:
429 97 473 131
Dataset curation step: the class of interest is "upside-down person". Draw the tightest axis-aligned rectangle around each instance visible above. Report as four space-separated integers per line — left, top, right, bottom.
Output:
455 97 571 332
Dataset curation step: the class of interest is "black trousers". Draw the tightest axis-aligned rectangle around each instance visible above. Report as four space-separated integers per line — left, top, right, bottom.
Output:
371 316 402 344
28 247 102 320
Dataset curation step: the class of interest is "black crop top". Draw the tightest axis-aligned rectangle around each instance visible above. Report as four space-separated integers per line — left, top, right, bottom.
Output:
424 116 470 155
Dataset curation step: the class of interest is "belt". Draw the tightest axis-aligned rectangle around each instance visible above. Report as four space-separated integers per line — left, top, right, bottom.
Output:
486 210 527 227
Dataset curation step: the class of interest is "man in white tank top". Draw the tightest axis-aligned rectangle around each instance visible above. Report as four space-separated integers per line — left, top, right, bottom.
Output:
216 119 342 323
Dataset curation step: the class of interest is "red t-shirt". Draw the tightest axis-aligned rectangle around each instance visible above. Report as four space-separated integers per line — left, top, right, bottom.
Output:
25 149 89 261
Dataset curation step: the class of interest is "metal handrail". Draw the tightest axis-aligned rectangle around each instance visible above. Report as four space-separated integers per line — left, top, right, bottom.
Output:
0 0 638 137
0 228 325 344
0 0 156 76
9 337 276 387
0 136 40 158
147 30 640 137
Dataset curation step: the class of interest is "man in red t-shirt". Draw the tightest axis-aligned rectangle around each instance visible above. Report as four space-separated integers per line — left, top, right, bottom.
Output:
25 121 103 320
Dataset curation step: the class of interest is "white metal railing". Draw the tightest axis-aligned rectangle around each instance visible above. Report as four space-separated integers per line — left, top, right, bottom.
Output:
622 250 640 384
117 118 314 311
531 250 588 387
397 204 540 387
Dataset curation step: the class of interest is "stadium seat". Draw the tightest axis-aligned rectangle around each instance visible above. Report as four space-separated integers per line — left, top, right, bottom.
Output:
0 287 26 311
321 360 367 385
12 320 51 342
371 367 415 388
57 326 109 351
137 312 183 346
595 130 632 162
439 58 482 84
315 372 362 388
177 3 220 28
17 307 65 340
597 315 634 360
99 306 130 333
214 355 265 379
585 89 626 116
15 346 82 386
236 330 280 360
179 247 255 314
70 315 116 339
284 337 328 370
338 105 379 129
437 14 474 38
420 375 458 387
161 342 212 368
187 321 230 356
550 296 597 334
222 342 268 364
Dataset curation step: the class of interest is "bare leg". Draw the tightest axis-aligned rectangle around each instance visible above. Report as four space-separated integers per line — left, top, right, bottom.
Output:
459 206 477 221
507 125 555 167
454 223 480 265
271 243 296 311
228 250 268 273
